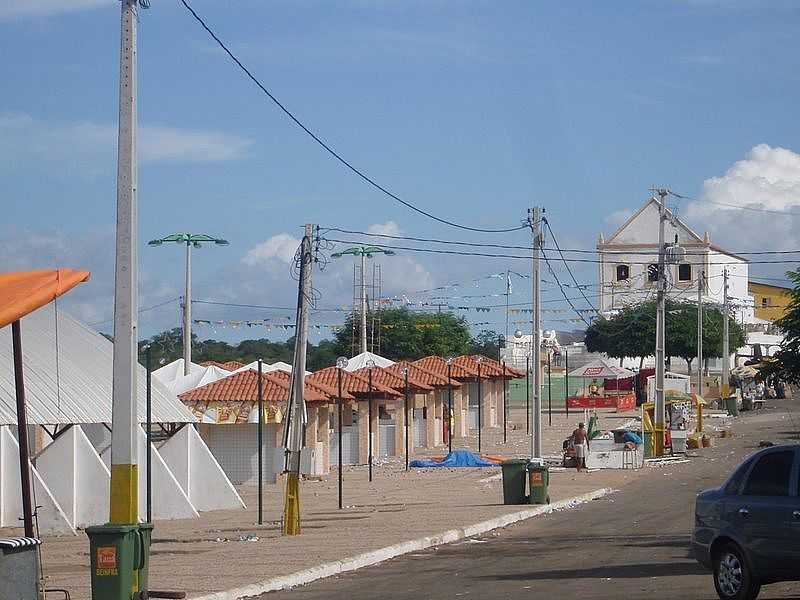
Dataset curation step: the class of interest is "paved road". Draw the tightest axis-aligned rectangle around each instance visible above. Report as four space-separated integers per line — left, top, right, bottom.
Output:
265 400 800 600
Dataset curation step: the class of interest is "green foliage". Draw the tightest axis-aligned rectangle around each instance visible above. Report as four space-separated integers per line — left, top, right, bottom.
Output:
584 299 746 370
768 270 800 384
331 308 472 360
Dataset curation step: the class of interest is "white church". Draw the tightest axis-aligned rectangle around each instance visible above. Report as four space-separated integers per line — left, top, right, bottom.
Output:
597 197 755 323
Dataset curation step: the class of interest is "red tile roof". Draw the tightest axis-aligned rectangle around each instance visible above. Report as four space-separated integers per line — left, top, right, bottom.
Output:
308 367 402 398
198 360 246 371
350 366 432 393
454 355 525 379
385 361 461 388
268 369 354 400
413 356 482 380
178 369 328 403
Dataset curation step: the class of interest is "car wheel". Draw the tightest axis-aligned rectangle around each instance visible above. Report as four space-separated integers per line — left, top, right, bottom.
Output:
713 544 761 600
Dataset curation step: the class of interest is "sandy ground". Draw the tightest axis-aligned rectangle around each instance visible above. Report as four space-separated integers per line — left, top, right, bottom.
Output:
16 408 641 599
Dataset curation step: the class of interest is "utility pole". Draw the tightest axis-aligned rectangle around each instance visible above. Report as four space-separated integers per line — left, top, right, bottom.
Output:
360 252 367 354
652 188 669 457
148 233 229 375
282 224 313 536
109 0 140 528
722 268 730 398
529 207 543 458
505 268 511 342
697 270 704 397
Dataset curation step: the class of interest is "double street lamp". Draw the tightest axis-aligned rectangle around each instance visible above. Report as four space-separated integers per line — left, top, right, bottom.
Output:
331 246 395 355
148 233 228 375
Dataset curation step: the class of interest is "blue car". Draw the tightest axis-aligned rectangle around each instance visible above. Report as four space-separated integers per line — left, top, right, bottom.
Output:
693 444 800 600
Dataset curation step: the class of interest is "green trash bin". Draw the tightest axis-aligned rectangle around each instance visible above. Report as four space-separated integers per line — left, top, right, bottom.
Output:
725 396 739 417
86 523 140 600
527 463 550 505
501 459 529 505
741 395 753 411
137 522 153 596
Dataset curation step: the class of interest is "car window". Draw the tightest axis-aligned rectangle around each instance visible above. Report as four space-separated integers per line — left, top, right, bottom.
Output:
725 458 754 495
743 450 794 497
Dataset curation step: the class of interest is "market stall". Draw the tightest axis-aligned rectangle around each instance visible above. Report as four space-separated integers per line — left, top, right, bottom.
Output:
566 359 636 411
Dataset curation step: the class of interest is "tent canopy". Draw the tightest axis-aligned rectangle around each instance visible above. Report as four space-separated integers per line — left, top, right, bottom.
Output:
568 358 634 379
0 269 90 328
342 351 395 371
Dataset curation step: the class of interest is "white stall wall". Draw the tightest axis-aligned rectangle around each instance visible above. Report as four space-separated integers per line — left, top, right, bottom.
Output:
201 423 280 485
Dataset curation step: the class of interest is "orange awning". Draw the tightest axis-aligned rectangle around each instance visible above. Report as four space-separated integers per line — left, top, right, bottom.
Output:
0 269 91 328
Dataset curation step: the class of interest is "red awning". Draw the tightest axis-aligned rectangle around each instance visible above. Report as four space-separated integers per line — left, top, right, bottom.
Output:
0 269 91 328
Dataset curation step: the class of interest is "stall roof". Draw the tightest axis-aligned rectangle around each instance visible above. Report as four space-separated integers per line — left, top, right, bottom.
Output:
0 269 90 328
568 358 634 379
178 369 329 403
384 361 461 388
308 367 401 398
342 351 395 371
0 305 195 425
350 366 433 392
414 356 481 380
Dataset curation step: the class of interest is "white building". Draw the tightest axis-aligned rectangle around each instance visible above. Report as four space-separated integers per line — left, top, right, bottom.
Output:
597 197 754 322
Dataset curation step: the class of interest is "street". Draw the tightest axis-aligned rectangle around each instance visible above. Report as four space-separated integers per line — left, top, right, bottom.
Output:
265 400 800 600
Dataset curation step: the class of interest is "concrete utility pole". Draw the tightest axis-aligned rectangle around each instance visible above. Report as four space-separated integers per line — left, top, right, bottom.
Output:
697 270 704 396
109 0 140 527
529 207 543 458
722 268 730 397
653 189 669 457
148 233 229 375
283 224 313 536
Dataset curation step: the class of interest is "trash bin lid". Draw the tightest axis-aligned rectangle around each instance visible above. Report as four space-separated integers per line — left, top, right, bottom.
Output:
0 537 40 549
502 458 530 465
527 463 549 472
85 524 138 535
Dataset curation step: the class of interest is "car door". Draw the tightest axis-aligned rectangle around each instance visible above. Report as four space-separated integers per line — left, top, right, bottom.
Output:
734 448 799 578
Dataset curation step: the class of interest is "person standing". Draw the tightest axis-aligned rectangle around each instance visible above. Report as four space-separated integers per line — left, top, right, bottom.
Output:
571 422 589 472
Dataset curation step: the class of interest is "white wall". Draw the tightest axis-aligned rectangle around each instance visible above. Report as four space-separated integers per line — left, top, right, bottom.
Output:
201 423 280 485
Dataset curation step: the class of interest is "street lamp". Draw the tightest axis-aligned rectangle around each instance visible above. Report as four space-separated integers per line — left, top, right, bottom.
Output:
366 358 376 482
475 355 483 454
331 246 395 355
445 357 454 455
401 367 410 471
336 356 348 509
148 233 229 375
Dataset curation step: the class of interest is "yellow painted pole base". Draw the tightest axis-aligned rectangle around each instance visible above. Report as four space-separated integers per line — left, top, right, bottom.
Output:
653 426 665 457
283 472 301 536
109 463 139 524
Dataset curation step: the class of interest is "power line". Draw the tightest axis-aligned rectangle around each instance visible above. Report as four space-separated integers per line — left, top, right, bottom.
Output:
178 0 526 234
670 191 800 217
88 297 179 327
541 249 591 326
544 219 598 314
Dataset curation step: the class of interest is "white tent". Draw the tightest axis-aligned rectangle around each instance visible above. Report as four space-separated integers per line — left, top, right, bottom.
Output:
0 426 74 534
157 364 233 397
152 358 204 384
342 352 394 372
233 360 310 376
159 425 245 512
35 426 110 529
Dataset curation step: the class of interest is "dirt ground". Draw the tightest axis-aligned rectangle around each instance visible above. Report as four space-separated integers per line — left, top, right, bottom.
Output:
21 408 642 599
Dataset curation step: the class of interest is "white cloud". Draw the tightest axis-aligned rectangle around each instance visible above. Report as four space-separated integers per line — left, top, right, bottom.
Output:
686 144 800 252
0 0 114 19
605 208 633 229
243 234 301 267
366 221 402 237
0 112 252 167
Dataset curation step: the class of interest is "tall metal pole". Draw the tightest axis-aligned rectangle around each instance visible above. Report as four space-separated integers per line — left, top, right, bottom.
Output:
360 252 368 355
257 358 264 525
447 364 453 455
502 362 507 444
564 348 570 419
654 190 668 457
146 344 152 524
530 207 542 458
12 321 34 538
404 369 411 469
476 362 482 454
722 268 730 398
109 0 139 527
368 367 374 482
183 240 192 375
697 271 704 397
547 350 552 426
337 366 343 509
282 224 313 536
505 268 510 342
525 355 530 434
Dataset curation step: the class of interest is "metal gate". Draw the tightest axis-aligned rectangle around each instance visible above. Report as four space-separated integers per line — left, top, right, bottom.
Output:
329 426 359 466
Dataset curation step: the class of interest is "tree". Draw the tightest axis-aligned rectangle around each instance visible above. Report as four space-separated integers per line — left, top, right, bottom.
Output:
584 299 746 371
765 270 800 384
469 330 502 359
332 308 472 360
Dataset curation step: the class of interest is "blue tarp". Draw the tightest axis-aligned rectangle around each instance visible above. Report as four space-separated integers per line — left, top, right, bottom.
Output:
409 449 499 468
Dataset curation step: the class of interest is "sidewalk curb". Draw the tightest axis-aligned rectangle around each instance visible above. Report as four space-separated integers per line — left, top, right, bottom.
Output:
192 487 615 600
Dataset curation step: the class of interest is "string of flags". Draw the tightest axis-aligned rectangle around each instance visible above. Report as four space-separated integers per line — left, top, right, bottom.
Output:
193 319 441 331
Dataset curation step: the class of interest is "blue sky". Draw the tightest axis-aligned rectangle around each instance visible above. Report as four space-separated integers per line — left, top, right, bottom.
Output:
4 0 800 342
